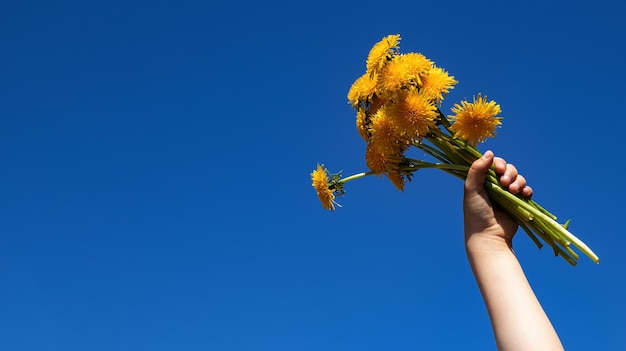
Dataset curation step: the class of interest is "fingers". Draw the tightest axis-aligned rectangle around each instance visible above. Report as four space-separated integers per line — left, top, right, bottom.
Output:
495 157 533 198
520 185 533 198
467 151 533 198
465 150 494 193
497 161 518 188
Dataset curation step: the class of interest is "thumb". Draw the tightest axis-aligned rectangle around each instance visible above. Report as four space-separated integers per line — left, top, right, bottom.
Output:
465 150 494 193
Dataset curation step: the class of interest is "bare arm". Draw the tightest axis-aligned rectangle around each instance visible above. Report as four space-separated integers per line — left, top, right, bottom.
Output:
464 151 564 351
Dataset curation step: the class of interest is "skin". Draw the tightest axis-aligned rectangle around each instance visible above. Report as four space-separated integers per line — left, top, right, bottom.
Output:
464 150 564 351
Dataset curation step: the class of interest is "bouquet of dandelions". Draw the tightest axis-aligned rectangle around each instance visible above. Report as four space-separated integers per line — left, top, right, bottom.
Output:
310 34 598 266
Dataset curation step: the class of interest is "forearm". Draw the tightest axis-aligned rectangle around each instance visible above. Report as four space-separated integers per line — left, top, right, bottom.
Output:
466 239 564 351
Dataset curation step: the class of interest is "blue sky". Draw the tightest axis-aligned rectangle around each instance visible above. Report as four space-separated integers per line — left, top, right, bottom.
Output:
1 0 625 350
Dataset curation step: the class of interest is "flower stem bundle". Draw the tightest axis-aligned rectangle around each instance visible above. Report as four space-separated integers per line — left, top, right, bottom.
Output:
310 34 599 265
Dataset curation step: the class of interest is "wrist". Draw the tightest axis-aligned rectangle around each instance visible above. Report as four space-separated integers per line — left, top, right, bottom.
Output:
465 231 513 254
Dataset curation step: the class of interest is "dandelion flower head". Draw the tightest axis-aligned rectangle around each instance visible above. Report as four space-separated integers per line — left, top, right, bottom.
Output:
355 108 370 141
348 72 378 106
449 94 502 145
368 108 404 153
311 164 336 211
397 53 432 87
377 53 432 96
420 66 458 104
377 56 410 95
385 171 406 191
365 143 404 175
366 34 401 75
386 89 438 140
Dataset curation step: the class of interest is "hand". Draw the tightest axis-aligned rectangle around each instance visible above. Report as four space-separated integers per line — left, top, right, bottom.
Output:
463 150 533 251
463 151 564 350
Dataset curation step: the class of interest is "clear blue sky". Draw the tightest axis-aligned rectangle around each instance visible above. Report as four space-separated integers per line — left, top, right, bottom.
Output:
1 0 624 350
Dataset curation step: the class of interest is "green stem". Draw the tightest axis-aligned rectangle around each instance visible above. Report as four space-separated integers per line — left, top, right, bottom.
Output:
338 172 374 184
484 180 599 264
402 159 470 172
413 141 451 164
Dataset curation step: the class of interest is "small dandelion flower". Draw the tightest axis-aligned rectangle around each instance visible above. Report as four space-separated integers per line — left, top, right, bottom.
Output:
386 89 438 140
365 143 388 174
368 108 405 153
355 108 370 141
365 143 405 174
449 94 502 145
311 164 336 211
377 56 410 94
378 53 433 96
366 34 401 75
348 72 378 106
385 171 406 191
421 66 458 104
399 53 433 87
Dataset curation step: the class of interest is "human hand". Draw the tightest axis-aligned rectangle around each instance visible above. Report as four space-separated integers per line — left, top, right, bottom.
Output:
463 152 564 350
463 151 533 251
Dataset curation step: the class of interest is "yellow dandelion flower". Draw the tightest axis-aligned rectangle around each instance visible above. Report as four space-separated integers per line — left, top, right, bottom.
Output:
368 108 405 153
377 56 409 94
355 108 370 141
386 89 438 139
449 94 502 145
398 53 432 87
311 164 336 211
365 143 405 174
365 144 387 174
366 34 401 75
347 72 379 106
421 66 458 103
378 53 433 95
385 171 406 191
